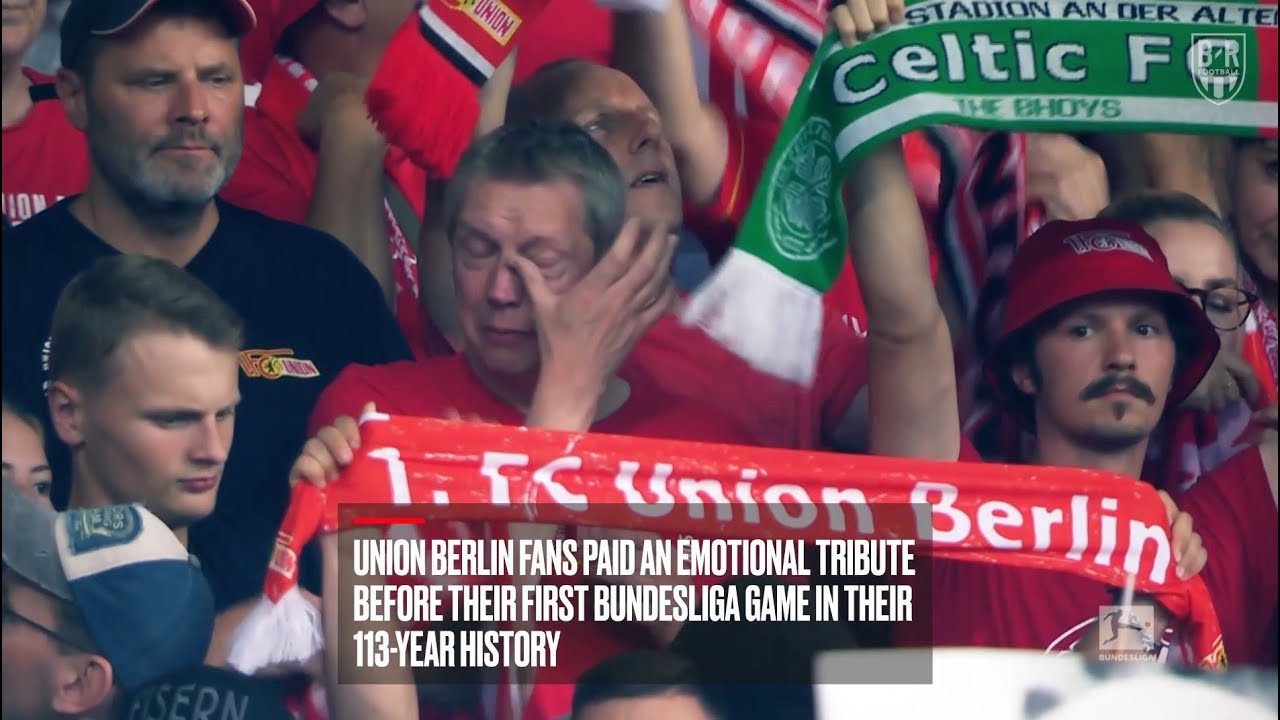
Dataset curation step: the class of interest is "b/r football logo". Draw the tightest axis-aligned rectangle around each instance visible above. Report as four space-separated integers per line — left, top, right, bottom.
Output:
1189 34 1246 105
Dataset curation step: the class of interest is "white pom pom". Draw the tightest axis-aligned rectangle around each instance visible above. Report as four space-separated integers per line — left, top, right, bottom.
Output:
679 249 824 387
225 588 323 676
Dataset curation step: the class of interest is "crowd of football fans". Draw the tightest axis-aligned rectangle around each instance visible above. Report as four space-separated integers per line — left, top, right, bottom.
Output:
2 0 1276 718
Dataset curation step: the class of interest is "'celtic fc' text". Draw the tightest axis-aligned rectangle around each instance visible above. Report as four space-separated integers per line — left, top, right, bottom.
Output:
833 30 1188 105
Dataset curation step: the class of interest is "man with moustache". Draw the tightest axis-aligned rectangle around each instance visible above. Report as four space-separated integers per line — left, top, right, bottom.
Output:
0 0 411 613
949 219 1275 664
842 174 1275 659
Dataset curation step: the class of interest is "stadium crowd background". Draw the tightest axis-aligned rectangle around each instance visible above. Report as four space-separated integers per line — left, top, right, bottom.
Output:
1 0 1276 718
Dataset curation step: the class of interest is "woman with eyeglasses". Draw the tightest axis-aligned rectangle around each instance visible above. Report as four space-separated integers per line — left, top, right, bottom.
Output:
1100 191 1278 494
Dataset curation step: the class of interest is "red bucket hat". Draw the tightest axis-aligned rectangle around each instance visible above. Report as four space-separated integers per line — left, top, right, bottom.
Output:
983 218 1220 428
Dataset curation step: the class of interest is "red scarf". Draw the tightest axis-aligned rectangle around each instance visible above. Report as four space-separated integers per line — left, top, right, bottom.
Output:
237 413 1226 678
367 0 555 178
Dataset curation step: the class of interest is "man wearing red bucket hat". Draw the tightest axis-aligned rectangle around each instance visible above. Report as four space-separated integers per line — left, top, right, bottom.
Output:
982 219 1221 450
970 218 1278 666
876 213 1278 665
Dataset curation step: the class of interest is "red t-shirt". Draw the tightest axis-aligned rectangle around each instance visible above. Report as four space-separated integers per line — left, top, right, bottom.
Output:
311 354 759 720
309 353 757 444
628 307 865 451
221 60 445 358
923 446 1277 666
1175 447 1278 667
1 69 88 225
685 113 943 339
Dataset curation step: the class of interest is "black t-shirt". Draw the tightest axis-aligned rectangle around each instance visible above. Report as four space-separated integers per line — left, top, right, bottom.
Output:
1 198 412 608
116 665 297 720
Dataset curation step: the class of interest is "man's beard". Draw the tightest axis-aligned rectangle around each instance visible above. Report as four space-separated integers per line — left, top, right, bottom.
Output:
1065 413 1152 455
86 110 243 223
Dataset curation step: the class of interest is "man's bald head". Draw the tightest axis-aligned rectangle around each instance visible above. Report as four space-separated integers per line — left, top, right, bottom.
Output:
506 58 598 125
506 59 683 227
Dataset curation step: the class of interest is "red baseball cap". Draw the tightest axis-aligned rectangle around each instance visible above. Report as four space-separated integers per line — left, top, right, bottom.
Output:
239 0 317 84
61 0 258 70
983 218 1220 427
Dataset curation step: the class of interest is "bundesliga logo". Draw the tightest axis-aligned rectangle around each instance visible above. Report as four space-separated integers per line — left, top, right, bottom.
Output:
1189 34 1247 106
1095 604 1160 662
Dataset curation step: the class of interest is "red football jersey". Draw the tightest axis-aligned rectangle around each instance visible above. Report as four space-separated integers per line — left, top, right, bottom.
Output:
309 352 756 445
1175 447 1278 667
2 69 88 224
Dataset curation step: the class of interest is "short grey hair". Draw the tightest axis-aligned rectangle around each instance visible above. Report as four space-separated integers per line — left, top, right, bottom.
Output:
442 121 627 258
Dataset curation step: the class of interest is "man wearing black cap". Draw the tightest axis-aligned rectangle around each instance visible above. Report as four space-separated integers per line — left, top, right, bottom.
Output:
1 0 413 613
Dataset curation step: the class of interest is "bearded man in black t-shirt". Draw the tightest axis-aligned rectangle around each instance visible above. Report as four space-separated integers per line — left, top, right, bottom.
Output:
1 0 412 619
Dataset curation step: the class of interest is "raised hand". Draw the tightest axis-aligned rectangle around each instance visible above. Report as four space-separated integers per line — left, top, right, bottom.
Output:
295 72 381 149
829 0 907 47
289 402 376 488
1182 345 1264 415
1026 133 1111 222
1157 490 1206 581
511 217 678 395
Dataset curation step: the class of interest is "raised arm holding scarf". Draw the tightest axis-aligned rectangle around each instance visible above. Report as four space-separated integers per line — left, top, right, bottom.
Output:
679 0 1278 385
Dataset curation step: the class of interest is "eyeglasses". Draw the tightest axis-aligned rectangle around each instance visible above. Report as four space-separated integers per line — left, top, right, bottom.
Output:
2 600 90 652
1181 285 1258 331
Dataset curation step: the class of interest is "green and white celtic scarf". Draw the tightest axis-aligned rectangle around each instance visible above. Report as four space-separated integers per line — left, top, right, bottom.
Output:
679 0 1278 385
